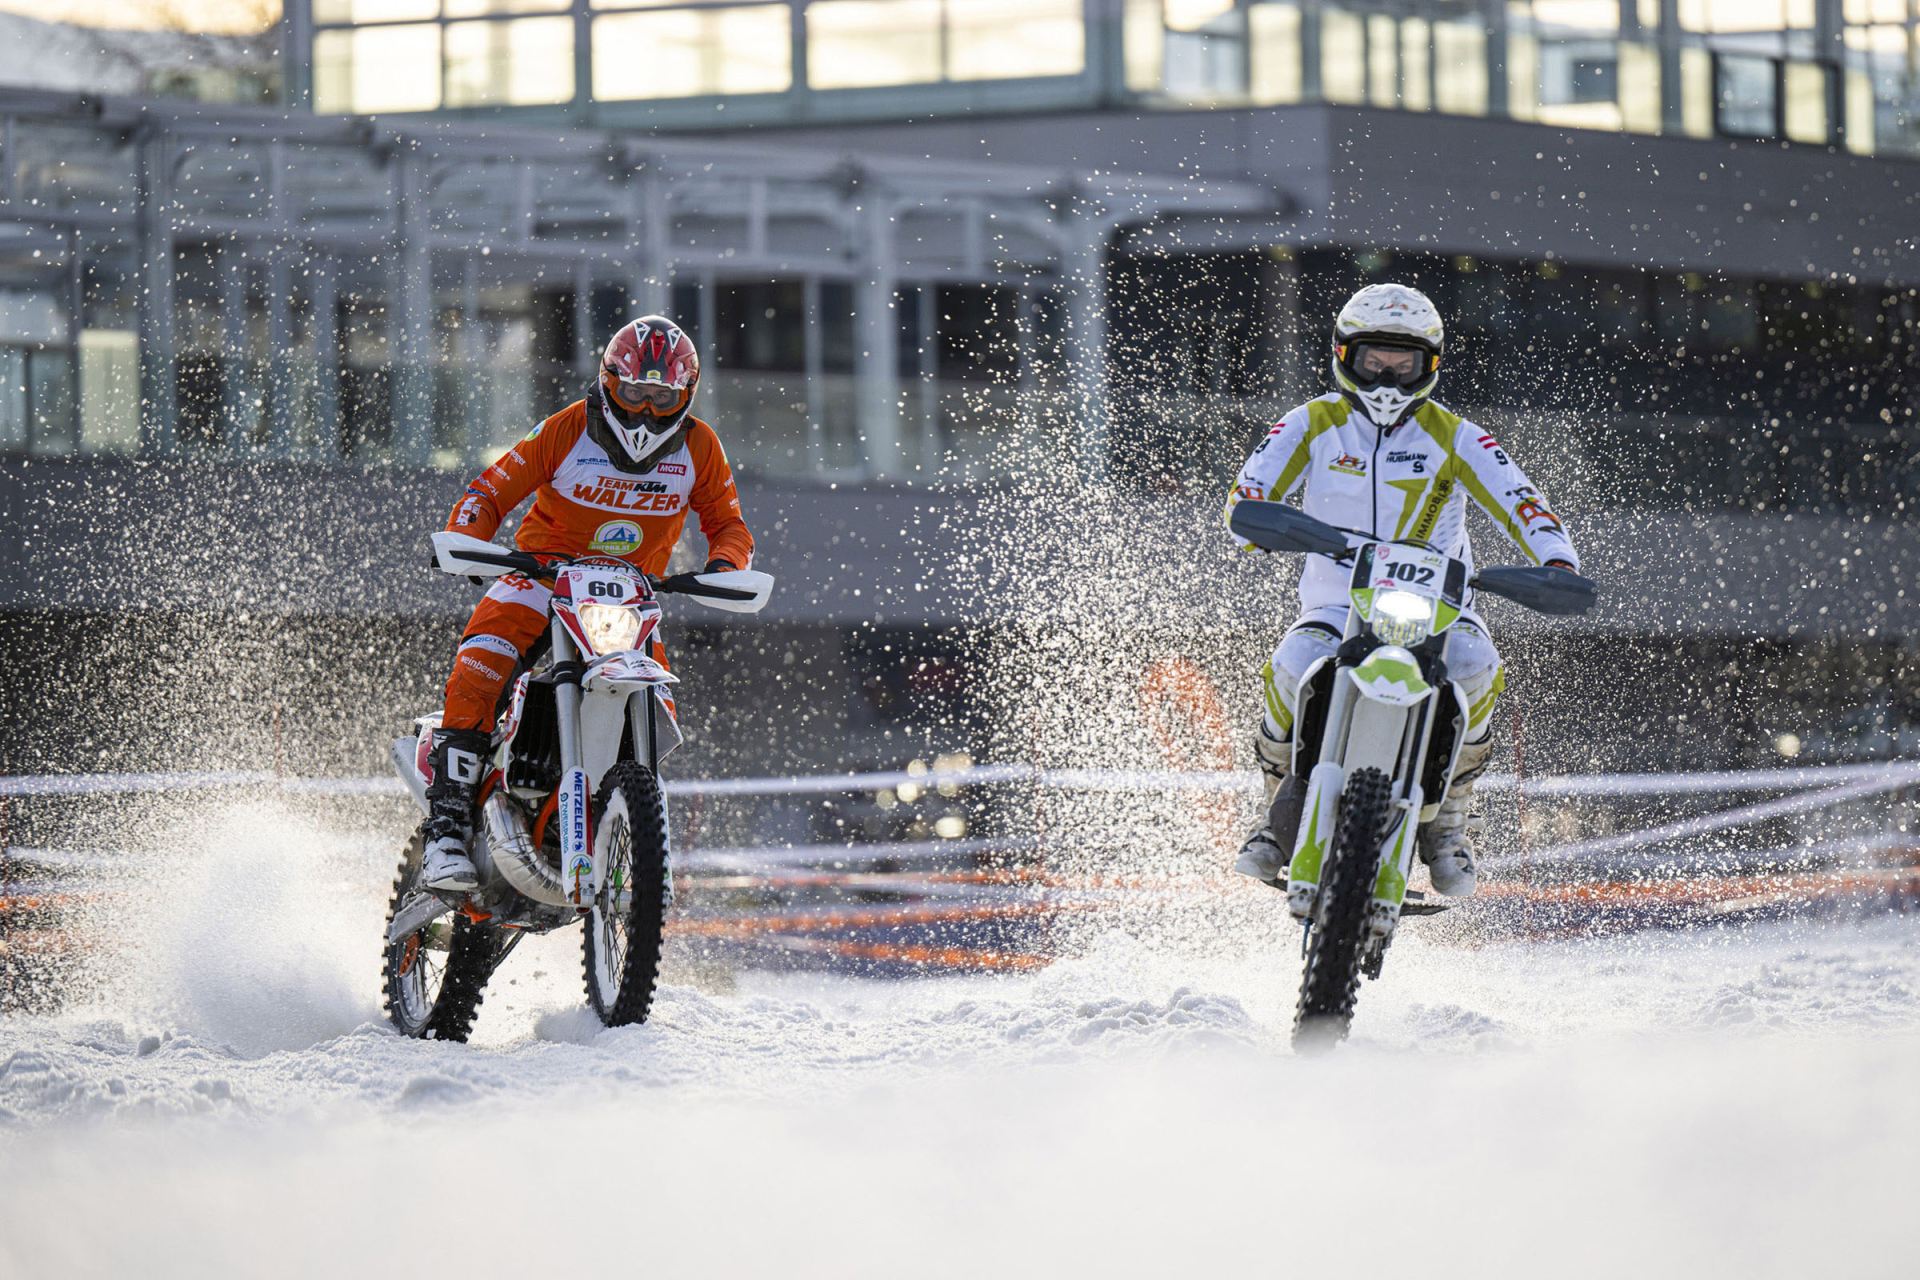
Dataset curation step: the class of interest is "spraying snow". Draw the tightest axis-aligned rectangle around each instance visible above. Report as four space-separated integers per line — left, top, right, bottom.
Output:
3 795 1917 1276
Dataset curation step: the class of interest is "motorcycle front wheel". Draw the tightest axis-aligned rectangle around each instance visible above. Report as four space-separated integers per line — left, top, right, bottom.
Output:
382 831 496 1041
1293 766 1393 1051
582 761 671 1027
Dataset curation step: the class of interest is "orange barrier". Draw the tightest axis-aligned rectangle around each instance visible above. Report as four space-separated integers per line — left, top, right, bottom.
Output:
1136 657 1241 857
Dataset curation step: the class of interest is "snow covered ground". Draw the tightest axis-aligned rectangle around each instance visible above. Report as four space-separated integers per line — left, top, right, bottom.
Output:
3 803 1919 1277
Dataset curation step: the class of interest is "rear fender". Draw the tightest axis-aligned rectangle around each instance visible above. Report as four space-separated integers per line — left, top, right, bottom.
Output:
392 735 429 815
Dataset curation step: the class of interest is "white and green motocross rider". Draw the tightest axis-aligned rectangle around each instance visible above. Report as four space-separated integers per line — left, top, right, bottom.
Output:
1227 282 1580 897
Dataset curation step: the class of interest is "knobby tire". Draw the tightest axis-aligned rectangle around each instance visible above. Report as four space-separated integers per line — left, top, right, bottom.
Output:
582 762 671 1027
382 831 496 1042
1294 767 1393 1051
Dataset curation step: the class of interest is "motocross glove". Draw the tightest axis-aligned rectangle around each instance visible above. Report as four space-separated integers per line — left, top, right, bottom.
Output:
703 558 737 574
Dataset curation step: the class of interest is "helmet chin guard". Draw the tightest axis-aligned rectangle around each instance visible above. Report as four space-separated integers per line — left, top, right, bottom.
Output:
1344 381 1419 428
596 388 682 469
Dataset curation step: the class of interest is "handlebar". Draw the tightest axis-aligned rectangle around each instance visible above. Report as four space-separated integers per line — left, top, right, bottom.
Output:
429 531 773 613
1228 498 1599 617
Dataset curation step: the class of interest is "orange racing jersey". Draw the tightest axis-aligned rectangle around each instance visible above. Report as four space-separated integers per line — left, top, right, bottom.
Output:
445 401 754 577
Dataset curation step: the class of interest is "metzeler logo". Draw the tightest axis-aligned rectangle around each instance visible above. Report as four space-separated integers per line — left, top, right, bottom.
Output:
591 520 642 555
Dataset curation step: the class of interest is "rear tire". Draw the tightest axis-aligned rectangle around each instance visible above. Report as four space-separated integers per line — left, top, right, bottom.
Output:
382 831 494 1041
583 762 670 1027
1294 767 1392 1051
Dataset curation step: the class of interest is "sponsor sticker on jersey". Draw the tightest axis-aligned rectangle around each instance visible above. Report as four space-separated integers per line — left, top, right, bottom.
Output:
591 519 643 555
1330 453 1368 477
1385 449 1428 473
655 461 687 476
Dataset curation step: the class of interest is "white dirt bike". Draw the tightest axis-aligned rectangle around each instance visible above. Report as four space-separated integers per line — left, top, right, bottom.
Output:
381 530 773 1041
1229 500 1597 1049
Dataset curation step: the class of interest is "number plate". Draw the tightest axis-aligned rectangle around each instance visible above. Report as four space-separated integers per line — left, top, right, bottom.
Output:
1361 543 1447 599
560 563 645 604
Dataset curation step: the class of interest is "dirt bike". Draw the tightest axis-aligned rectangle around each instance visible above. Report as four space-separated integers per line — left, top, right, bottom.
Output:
1229 499 1597 1050
381 530 773 1041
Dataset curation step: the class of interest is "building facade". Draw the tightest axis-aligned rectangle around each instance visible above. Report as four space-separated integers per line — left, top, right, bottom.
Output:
1 0 1917 785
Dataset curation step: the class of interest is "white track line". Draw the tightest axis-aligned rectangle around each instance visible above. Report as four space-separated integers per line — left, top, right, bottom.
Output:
1526 770 1920 863
6 759 1916 800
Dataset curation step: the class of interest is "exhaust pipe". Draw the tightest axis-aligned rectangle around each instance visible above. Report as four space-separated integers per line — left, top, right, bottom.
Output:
481 792 570 907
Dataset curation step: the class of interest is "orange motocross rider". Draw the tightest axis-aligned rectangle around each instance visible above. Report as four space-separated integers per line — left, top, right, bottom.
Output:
421 315 754 890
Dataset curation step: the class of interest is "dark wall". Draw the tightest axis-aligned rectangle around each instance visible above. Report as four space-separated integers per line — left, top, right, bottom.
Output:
0 456 1910 640
743 104 1920 288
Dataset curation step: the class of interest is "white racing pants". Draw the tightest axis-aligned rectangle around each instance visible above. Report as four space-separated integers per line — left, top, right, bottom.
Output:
1253 605 1505 779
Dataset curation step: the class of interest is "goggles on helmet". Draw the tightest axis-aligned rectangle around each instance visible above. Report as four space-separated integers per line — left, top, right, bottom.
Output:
604 371 691 418
1338 340 1437 392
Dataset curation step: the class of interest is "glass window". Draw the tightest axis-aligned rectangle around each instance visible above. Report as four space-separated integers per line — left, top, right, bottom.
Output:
1681 0 1788 32
949 0 1085 81
714 281 807 371
1681 46 1715 135
1400 18 1431 111
1783 60 1829 142
1527 1 1621 33
1125 0 1167 93
1845 68 1876 152
0 348 25 450
1434 21 1488 115
314 24 443 114
594 5 791 99
1367 14 1396 105
1507 33 1539 120
1166 0 1235 31
1249 3 1302 105
445 0 567 14
1716 54 1779 136
79 329 140 455
313 0 439 22
28 349 76 455
1537 38 1623 128
445 17 574 107
1619 41 1661 133
808 0 941 90
1321 8 1365 104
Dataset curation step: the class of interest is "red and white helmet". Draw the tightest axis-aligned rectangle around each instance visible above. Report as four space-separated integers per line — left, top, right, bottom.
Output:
592 316 701 470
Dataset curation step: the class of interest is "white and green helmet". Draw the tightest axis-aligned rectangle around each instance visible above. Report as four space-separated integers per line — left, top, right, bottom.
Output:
1330 283 1445 428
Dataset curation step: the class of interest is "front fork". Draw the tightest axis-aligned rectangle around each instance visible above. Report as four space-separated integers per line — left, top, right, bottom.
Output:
1285 766 1424 937
551 627 595 907
1284 663 1432 937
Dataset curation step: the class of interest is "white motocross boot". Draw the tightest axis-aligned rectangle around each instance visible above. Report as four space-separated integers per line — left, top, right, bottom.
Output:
1234 723 1305 886
1419 736 1493 897
421 728 486 892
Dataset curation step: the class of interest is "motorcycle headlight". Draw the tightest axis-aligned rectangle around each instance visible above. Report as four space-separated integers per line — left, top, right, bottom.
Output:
578 602 643 655
1371 589 1435 647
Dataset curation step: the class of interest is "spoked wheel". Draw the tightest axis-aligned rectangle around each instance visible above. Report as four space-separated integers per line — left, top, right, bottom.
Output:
1293 767 1393 1052
583 762 671 1027
382 831 495 1041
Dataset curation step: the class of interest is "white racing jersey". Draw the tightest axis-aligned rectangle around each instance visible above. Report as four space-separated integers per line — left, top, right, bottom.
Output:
1226 393 1580 613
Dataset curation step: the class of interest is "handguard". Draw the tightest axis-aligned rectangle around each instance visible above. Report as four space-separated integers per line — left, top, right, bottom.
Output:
1471 565 1599 616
